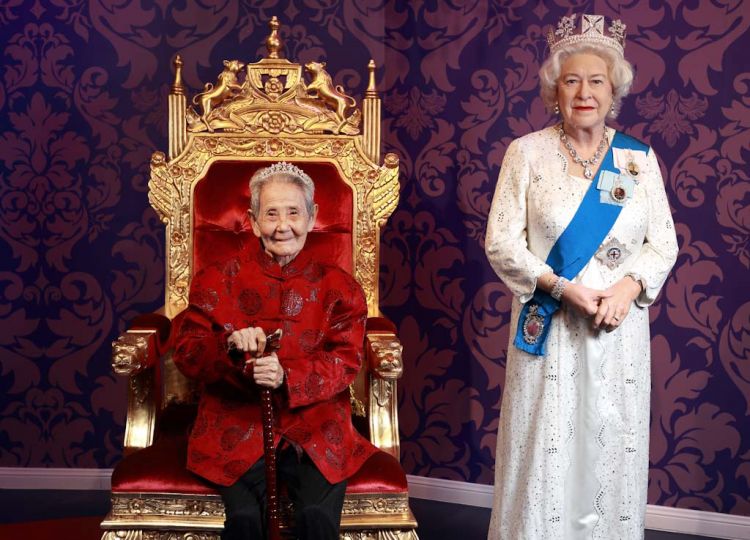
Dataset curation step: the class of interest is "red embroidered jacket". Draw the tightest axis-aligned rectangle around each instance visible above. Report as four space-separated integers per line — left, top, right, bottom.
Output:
173 246 377 486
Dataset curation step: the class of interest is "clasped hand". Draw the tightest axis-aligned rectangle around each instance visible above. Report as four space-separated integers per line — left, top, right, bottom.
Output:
561 278 641 332
227 327 284 389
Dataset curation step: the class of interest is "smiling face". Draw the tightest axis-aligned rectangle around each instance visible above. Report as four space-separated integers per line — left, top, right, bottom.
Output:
250 178 318 266
557 52 614 131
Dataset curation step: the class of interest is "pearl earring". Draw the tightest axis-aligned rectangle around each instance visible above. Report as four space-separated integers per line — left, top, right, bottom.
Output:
554 103 560 115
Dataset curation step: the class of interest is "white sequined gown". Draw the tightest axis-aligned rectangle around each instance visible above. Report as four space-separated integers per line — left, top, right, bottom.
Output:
485 126 678 540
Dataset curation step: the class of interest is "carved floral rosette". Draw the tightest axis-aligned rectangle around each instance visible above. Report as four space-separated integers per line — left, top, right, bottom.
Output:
342 494 409 515
148 135 399 318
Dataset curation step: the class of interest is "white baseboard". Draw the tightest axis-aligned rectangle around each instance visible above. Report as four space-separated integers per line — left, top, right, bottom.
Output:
644 504 750 540
406 474 750 540
407 474 493 508
1 468 747 539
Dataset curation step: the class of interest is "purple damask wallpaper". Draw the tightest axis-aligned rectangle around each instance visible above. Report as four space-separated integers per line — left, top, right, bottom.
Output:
0 0 748 517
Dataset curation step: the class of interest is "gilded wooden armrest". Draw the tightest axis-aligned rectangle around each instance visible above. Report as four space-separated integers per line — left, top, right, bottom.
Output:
112 313 172 375
367 335 403 380
365 317 403 380
365 317 403 459
111 313 172 454
112 330 156 376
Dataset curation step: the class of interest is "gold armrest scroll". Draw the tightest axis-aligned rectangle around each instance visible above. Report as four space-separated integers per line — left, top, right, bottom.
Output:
112 329 159 375
112 329 161 453
365 332 403 459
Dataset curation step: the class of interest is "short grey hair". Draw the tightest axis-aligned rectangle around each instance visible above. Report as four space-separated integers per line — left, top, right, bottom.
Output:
539 43 634 118
248 164 315 218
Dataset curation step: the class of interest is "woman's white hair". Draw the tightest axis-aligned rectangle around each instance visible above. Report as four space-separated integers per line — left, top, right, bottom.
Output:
248 163 315 218
539 43 634 118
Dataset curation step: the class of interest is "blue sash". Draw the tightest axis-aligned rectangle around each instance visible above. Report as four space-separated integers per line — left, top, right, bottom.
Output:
513 131 649 356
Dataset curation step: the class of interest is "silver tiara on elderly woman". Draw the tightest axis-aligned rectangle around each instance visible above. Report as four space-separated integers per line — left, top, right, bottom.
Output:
547 14 627 56
252 161 313 185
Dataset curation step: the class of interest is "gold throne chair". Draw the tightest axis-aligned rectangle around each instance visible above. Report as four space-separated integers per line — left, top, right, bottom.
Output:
101 17 417 540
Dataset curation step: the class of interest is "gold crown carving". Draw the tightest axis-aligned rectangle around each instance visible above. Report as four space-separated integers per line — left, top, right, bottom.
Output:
547 14 626 56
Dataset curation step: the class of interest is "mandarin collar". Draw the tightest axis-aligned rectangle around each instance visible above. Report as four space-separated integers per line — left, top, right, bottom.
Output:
252 243 313 279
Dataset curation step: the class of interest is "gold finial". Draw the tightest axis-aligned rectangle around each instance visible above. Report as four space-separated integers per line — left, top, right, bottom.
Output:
266 16 282 59
171 54 184 94
365 59 378 98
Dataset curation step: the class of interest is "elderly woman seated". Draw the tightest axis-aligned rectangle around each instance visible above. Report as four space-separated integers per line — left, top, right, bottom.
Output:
173 162 376 540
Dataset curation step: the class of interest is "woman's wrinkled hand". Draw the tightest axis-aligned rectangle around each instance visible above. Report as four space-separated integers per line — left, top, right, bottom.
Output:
227 326 267 355
561 282 610 319
243 352 284 389
592 277 642 332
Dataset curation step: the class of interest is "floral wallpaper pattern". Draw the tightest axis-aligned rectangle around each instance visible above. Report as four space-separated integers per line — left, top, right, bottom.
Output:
0 0 748 516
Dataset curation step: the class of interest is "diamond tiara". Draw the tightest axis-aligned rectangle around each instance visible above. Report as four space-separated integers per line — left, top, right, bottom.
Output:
251 161 313 186
547 14 626 56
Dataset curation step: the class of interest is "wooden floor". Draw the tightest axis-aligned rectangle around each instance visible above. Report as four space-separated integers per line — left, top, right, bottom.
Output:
0 489 724 540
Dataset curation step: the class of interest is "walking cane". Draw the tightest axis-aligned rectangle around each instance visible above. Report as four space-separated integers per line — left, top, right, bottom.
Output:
245 328 283 540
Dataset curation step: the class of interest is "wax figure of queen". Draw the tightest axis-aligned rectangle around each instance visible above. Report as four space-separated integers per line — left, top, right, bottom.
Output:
485 14 678 540
173 162 377 540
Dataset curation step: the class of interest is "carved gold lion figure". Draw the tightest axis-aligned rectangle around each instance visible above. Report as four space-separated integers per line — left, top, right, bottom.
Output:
193 59 245 131
304 61 356 119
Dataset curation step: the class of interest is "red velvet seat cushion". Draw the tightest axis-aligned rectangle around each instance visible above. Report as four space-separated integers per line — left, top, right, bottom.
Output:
345 448 408 493
111 434 407 495
112 434 217 495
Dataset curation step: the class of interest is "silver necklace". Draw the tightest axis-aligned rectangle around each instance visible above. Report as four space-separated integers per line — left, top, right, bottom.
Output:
559 126 608 179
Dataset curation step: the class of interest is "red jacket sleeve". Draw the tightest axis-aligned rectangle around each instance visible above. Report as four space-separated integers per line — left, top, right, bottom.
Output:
284 272 367 408
172 268 239 384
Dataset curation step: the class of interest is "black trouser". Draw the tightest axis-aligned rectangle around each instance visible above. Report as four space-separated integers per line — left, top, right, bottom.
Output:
218 447 347 540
